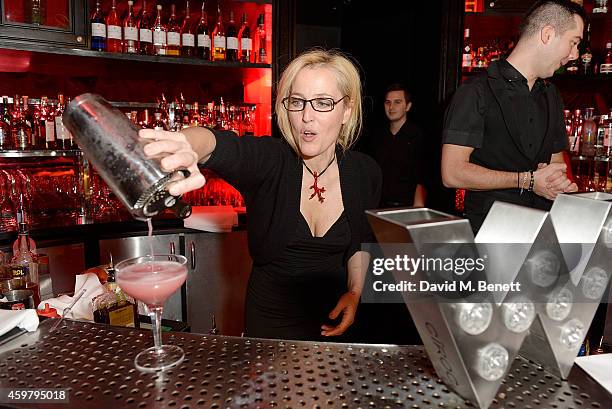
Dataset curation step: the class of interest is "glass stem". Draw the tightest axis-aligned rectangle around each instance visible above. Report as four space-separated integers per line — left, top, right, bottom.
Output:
149 307 163 352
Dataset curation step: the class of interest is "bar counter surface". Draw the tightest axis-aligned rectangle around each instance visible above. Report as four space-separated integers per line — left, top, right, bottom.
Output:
0 319 608 409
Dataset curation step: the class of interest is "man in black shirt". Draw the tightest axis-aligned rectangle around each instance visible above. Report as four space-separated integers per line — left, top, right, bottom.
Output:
442 0 583 232
367 84 426 207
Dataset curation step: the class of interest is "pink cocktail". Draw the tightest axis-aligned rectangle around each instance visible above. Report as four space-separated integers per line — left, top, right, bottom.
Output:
115 255 188 373
117 261 187 307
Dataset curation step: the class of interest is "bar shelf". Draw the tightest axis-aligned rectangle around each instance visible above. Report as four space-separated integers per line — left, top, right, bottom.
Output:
0 149 82 158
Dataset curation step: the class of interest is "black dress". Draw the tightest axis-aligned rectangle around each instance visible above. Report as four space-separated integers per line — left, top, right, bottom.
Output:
245 211 351 341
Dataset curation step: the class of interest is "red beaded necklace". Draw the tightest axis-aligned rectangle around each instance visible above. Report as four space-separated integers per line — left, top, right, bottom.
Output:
302 154 336 203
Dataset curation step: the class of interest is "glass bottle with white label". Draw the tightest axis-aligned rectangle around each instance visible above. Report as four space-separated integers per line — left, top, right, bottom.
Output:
123 1 138 54
212 1 226 61
238 12 251 63
90 0 106 51
138 0 154 55
106 0 122 53
196 1 210 60
153 4 167 56
226 10 238 62
166 4 181 56
181 1 195 57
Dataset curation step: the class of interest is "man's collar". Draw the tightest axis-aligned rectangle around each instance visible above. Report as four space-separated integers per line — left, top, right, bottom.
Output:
489 59 548 89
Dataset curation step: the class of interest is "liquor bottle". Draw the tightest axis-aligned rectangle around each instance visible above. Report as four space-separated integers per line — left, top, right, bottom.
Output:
152 112 168 130
93 255 139 328
31 100 43 149
181 1 195 57
256 13 266 63
238 12 251 63
138 0 154 55
25 0 46 25
580 23 593 76
243 106 255 136
152 4 167 56
123 1 139 54
41 97 56 149
0 98 11 150
462 28 472 70
21 96 36 148
593 0 608 13
566 57 579 74
596 114 608 158
106 0 122 53
211 1 226 61
600 42 612 75
226 10 238 62
196 1 210 60
189 102 201 126
91 0 107 51
55 94 71 150
214 97 227 129
12 96 32 151
606 109 612 193
10 197 40 307
581 108 596 157
228 105 239 134
166 4 181 56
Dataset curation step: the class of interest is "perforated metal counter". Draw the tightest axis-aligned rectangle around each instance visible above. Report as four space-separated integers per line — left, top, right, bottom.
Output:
0 319 608 408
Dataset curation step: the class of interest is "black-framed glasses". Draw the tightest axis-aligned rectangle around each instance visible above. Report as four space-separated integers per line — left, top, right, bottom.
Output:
282 96 348 112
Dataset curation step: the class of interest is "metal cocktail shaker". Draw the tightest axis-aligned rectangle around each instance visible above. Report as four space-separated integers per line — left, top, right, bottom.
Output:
63 93 192 220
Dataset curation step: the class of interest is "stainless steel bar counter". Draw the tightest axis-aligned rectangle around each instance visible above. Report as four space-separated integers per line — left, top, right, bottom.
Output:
0 319 608 408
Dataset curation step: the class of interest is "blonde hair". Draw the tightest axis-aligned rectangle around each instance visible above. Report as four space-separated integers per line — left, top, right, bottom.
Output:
275 49 363 153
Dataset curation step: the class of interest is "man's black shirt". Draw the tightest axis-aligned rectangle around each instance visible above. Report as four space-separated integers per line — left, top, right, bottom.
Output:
365 119 425 207
442 59 568 232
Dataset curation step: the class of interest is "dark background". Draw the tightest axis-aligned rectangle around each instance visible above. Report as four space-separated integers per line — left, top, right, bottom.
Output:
293 0 456 215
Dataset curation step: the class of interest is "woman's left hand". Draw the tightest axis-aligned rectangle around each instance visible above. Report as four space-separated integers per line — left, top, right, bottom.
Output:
321 291 360 337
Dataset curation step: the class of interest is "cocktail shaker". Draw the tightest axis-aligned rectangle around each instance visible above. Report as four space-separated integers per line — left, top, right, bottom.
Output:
63 93 192 220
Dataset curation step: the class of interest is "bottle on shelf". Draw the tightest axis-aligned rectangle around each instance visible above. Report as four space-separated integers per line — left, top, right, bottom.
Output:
196 1 211 60
90 0 107 52
189 102 201 126
212 1 226 61
600 42 612 75
256 13 266 64
93 254 139 328
138 0 154 55
593 0 608 13
10 195 40 307
123 1 139 54
21 96 36 148
106 0 122 53
152 4 167 56
462 28 472 71
31 99 44 149
181 1 196 57
54 94 72 150
581 107 596 157
152 112 168 130
238 12 251 63
580 23 593 76
140 109 152 128
242 106 255 136
166 4 181 56
11 96 33 151
226 10 238 62
0 97 11 150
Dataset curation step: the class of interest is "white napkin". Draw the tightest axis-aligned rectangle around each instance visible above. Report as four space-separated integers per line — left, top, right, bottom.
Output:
37 273 106 321
184 206 239 233
0 309 39 337
575 354 612 394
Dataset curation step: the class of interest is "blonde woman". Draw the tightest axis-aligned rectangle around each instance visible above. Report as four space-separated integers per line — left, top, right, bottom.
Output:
140 49 381 341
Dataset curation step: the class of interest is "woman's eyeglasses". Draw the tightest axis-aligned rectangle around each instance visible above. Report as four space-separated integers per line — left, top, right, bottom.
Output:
282 96 348 112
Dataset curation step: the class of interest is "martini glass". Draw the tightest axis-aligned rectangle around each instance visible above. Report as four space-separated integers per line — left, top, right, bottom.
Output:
115 254 188 372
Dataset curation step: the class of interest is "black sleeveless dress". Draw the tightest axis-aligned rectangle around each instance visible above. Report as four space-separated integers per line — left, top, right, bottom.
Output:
244 211 351 341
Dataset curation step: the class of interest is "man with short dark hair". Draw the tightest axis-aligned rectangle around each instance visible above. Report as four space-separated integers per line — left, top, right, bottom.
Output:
366 83 426 207
442 0 582 232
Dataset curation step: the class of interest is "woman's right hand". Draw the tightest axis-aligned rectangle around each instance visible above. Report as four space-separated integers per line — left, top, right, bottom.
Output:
139 129 206 196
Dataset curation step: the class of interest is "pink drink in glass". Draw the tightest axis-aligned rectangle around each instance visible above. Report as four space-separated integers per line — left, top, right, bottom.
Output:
116 260 187 307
